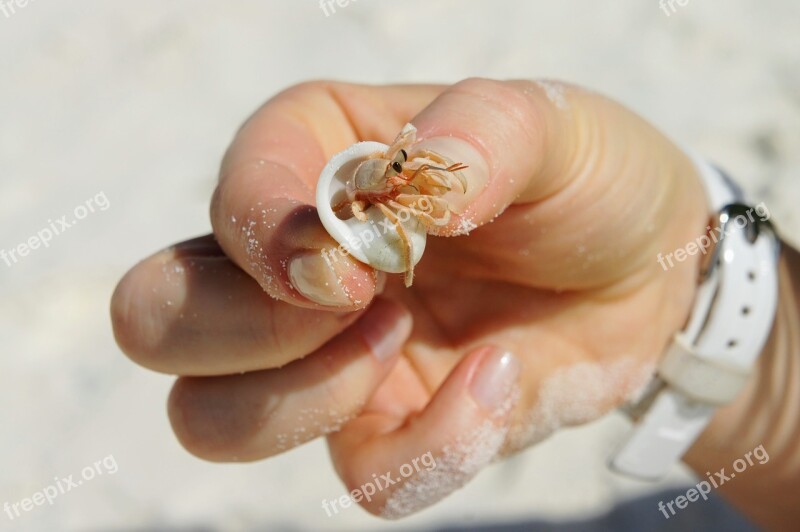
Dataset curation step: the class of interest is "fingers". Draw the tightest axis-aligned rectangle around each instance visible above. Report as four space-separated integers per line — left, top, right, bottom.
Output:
211 77 700 298
326 346 521 518
211 82 446 309
167 298 412 462
211 78 693 297
111 235 363 375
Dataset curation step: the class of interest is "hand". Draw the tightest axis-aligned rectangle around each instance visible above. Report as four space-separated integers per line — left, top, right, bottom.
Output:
111 78 709 518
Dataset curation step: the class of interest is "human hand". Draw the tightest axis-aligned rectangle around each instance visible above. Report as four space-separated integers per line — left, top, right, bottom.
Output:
111 78 709 518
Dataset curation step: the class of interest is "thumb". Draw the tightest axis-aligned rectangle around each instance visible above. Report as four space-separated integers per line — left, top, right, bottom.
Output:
410 78 705 290
407 77 559 238
326 346 521 519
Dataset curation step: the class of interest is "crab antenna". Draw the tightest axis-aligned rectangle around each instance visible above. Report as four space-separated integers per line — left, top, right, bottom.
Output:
407 163 469 192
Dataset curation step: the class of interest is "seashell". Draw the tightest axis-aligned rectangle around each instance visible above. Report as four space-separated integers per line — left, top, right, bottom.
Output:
315 141 427 275
315 123 467 286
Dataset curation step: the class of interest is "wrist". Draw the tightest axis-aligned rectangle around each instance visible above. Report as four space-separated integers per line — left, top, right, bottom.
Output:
611 154 783 481
684 245 800 529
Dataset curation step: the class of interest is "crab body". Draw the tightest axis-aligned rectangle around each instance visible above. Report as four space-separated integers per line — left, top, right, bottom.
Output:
324 123 468 286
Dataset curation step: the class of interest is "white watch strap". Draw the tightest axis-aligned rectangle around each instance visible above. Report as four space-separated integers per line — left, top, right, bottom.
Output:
609 158 781 480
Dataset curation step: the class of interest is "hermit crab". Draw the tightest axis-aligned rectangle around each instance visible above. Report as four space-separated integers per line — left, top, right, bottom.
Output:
315 123 468 287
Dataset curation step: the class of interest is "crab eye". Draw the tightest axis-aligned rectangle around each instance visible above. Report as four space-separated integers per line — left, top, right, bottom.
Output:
392 161 403 173
392 149 407 166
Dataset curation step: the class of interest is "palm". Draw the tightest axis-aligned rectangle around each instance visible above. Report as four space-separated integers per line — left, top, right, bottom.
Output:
335 188 688 464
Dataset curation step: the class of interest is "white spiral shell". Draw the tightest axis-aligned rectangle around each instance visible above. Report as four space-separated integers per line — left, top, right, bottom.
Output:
315 141 427 274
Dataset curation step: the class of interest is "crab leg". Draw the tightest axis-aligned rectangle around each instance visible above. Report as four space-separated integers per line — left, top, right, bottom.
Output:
350 200 368 222
385 123 417 161
377 203 415 287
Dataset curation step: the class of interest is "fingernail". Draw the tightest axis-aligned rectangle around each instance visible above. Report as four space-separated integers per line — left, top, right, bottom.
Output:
356 299 410 362
413 136 490 213
469 349 521 413
288 251 352 307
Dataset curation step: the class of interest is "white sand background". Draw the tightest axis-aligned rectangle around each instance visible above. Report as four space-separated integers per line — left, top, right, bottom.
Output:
0 1 798 530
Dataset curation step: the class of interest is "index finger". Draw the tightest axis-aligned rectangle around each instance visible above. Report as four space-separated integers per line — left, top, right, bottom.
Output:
211 81 446 309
